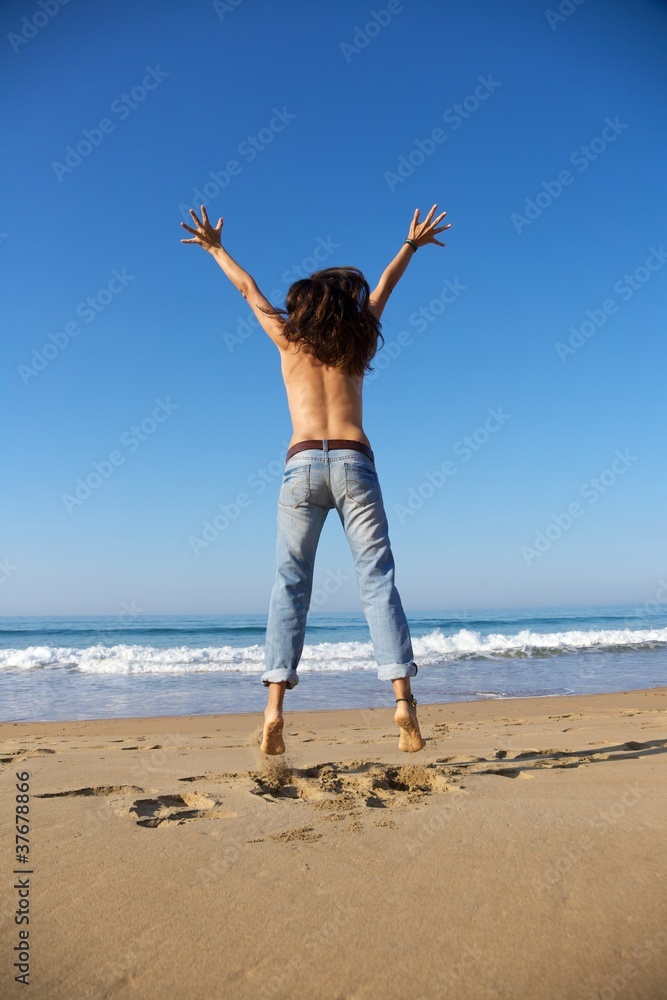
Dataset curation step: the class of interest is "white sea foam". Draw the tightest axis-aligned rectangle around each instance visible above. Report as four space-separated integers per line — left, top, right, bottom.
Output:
2 626 667 674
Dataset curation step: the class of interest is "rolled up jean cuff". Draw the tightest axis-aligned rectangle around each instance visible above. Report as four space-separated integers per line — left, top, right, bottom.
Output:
261 668 300 689
377 660 418 682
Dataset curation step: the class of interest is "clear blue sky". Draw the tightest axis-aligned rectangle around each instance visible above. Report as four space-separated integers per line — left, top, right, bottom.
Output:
3 0 667 615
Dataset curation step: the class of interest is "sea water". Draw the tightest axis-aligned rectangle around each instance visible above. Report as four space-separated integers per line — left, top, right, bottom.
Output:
1 605 666 722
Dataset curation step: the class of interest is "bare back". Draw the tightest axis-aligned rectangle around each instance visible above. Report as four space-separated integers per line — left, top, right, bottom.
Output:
279 344 371 449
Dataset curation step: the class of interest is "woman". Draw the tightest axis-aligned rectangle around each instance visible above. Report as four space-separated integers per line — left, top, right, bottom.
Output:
181 203 451 754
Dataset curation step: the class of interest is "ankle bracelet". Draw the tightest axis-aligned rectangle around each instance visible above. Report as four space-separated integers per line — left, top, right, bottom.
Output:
396 695 417 707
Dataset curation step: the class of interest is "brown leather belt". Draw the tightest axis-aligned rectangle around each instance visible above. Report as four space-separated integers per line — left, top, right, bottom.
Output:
285 438 375 463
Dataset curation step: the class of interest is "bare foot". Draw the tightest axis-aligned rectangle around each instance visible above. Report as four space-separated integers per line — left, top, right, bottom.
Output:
394 699 426 752
261 710 285 755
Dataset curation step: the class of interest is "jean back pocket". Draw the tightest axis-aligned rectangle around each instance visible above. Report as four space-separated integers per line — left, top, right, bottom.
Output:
344 461 380 506
278 463 311 507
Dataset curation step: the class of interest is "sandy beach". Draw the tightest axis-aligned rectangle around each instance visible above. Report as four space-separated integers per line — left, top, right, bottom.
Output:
1 687 666 1000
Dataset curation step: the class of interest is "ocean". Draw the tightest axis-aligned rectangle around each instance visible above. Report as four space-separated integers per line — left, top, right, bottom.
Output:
1 605 666 723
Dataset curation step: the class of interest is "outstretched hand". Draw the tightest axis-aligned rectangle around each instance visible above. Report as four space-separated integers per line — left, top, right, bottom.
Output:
180 205 223 252
408 204 451 248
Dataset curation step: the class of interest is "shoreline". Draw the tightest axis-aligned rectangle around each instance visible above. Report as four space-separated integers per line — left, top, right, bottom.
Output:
2 684 666 735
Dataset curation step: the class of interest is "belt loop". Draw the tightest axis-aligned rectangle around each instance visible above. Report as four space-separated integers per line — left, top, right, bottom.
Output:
322 438 329 461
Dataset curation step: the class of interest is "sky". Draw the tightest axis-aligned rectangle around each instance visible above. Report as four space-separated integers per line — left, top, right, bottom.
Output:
2 0 667 616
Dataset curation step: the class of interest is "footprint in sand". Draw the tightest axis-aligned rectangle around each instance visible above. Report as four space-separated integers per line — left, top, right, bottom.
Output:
246 760 452 812
482 767 534 779
120 744 164 751
0 748 56 764
437 754 485 764
117 792 237 828
475 738 667 777
175 760 458 815
36 785 145 798
269 826 322 843
35 783 238 827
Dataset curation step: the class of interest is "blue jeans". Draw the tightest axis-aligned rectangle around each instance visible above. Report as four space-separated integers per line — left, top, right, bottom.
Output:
261 443 418 689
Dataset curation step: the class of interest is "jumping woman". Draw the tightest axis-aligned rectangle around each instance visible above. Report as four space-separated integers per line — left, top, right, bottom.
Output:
180 203 451 754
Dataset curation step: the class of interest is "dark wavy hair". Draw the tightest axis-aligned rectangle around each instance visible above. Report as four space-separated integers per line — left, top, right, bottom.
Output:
259 266 383 376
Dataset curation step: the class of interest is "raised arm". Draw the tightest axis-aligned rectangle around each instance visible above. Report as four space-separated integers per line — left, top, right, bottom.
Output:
180 205 288 349
181 206 252 292
368 204 451 321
